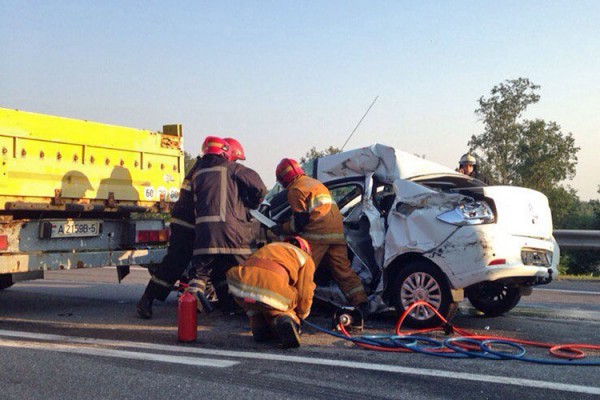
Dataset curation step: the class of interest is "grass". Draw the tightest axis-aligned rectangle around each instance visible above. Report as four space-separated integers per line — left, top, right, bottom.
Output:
557 274 600 281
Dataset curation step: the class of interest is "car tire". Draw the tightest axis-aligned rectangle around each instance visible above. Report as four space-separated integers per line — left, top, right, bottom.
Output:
0 274 14 290
391 261 455 329
466 283 522 317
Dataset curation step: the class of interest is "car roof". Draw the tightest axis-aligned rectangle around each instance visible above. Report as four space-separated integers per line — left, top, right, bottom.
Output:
313 144 462 184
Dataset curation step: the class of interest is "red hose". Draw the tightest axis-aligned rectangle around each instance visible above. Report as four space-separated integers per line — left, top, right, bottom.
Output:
338 301 600 360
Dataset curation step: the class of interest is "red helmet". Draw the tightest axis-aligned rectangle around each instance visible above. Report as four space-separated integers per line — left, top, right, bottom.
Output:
202 136 231 159
224 137 246 161
275 158 304 188
284 236 312 256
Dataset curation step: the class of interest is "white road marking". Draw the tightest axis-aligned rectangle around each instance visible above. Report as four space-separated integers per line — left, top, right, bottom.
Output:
0 329 598 395
0 336 237 368
535 288 599 295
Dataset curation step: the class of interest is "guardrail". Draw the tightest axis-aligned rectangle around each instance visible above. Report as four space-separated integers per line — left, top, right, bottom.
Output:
553 230 600 250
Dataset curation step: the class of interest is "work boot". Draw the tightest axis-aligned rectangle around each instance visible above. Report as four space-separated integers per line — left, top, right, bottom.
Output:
136 294 153 319
184 290 214 314
275 316 301 349
186 279 213 313
249 314 276 343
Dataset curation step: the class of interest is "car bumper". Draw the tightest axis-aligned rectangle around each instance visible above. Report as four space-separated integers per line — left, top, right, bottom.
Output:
424 224 559 289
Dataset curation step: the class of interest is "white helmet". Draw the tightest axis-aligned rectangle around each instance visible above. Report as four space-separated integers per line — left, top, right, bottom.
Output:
459 153 477 165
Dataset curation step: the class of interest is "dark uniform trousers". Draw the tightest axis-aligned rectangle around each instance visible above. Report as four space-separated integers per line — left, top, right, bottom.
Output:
143 224 195 301
192 254 247 309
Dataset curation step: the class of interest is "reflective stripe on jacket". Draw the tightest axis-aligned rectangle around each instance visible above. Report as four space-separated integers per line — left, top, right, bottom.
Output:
170 157 201 230
226 242 316 320
192 155 267 256
283 175 346 244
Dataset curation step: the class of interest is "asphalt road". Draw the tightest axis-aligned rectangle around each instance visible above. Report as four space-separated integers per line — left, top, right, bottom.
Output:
0 267 599 400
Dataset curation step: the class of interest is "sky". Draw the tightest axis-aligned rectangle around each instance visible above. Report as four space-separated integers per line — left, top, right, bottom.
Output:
2 1 599 200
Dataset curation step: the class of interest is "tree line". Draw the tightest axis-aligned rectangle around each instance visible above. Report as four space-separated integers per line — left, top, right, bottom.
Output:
470 78 598 276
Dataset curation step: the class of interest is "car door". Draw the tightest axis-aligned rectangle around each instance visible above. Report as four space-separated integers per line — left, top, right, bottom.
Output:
326 178 385 293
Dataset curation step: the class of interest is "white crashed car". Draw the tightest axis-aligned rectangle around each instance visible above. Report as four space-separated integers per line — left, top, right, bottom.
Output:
258 144 559 328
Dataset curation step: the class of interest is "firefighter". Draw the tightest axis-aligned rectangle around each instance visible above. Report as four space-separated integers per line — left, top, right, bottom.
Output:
271 158 369 316
458 153 489 183
136 137 261 319
224 137 245 161
226 237 315 349
189 136 267 313
136 155 201 319
205 136 254 308
458 153 477 177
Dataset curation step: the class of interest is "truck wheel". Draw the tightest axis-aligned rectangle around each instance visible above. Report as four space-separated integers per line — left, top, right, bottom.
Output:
391 261 455 328
466 283 521 317
0 274 14 290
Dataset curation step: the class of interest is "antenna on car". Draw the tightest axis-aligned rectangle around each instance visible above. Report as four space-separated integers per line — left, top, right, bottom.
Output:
341 95 379 151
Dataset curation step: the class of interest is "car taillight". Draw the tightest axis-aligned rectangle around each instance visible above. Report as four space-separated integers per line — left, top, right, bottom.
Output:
437 201 495 226
487 258 506 266
136 229 170 244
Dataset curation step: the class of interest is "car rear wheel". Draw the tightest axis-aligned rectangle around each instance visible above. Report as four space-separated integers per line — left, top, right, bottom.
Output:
466 283 522 317
391 261 455 328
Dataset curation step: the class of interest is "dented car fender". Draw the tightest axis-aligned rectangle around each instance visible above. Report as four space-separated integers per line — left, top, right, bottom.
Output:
384 178 465 273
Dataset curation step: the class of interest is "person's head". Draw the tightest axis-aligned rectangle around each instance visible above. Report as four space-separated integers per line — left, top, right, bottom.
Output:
275 158 304 188
283 236 312 256
202 136 231 159
224 137 246 161
458 153 477 176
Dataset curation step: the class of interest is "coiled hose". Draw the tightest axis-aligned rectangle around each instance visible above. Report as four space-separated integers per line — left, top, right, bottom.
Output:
303 301 600 365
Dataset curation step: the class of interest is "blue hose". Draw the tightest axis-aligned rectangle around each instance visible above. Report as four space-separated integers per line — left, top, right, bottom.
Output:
302 319 600 366
481 340 600 366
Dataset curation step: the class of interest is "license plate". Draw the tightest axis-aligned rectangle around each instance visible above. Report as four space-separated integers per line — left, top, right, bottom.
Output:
49 220 102 238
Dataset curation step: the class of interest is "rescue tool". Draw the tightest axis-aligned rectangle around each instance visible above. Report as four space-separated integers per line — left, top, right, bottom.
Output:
332 307 364 332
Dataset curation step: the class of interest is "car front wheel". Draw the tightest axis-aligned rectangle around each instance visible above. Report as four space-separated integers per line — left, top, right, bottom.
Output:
391 261 455 328
466 283 522 317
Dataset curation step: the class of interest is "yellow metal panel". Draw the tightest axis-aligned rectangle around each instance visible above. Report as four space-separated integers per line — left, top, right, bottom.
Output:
0 135 13 158
16 137 84 164
0 107 183 210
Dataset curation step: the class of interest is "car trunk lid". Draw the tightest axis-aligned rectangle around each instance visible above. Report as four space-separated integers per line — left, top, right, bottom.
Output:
482 186 553 239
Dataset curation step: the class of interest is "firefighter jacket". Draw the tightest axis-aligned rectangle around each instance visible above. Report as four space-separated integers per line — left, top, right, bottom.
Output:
226 242 316 320
192 155 267 256
282 175 346 244
170 157 201 230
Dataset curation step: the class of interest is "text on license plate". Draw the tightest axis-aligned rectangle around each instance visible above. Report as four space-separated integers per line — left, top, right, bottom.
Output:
50 220 102 238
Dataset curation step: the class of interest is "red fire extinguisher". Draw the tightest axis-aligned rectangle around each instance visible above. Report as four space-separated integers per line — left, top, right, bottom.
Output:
178 291 197 342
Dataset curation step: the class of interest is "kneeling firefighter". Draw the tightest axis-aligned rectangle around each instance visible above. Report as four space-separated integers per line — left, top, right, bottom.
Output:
226 237 316 349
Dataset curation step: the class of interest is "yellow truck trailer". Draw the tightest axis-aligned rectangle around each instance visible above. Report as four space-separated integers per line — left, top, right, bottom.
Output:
0 107 184 288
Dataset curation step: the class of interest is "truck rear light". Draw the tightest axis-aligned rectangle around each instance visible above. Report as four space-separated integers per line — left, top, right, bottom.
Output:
487 258 506 266
136 229 170 244
0 235 8 250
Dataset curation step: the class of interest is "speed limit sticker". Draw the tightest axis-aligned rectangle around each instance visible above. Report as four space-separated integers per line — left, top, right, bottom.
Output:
144 187 155 200
169 188 180 202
